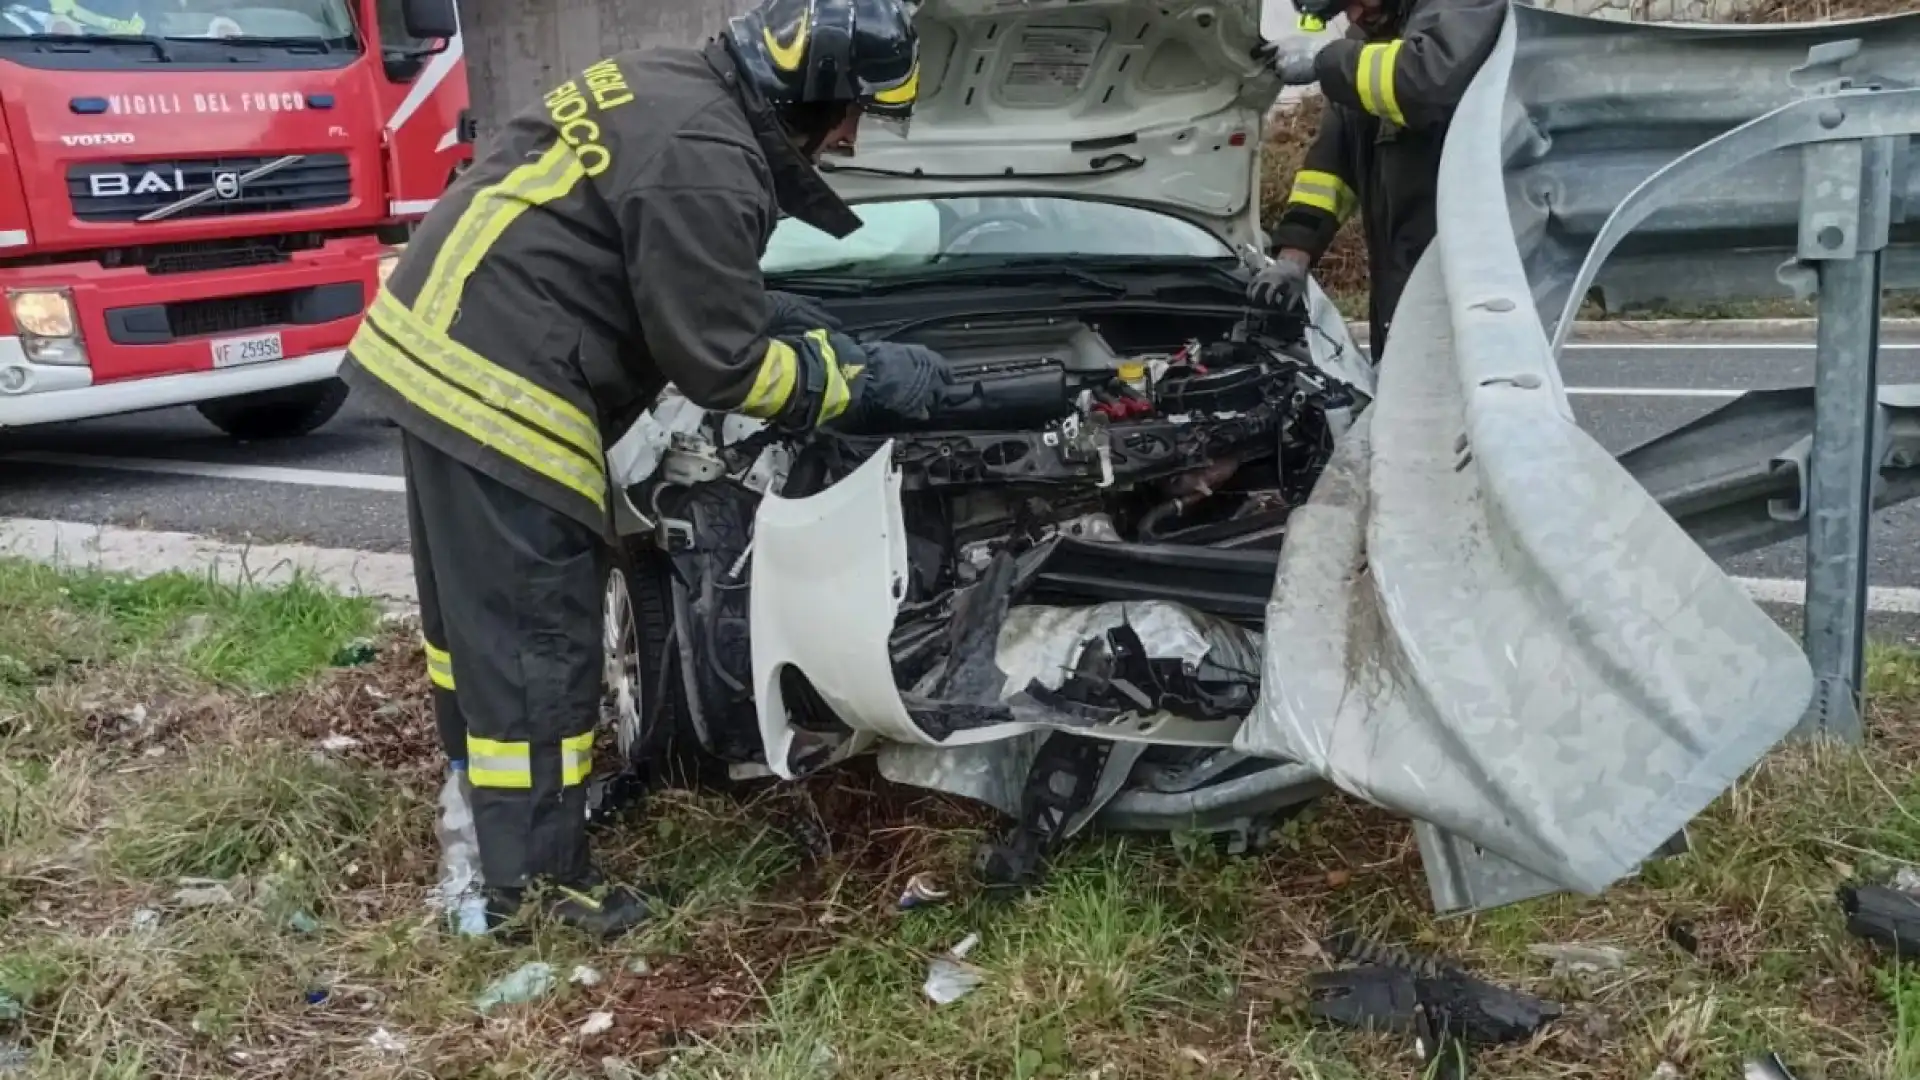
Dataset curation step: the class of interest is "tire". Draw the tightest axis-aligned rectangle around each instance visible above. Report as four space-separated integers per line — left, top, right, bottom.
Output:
196 378 348 441
602 544 732 789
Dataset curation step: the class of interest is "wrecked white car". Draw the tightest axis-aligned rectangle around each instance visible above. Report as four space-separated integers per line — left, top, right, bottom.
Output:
597 0 1895 913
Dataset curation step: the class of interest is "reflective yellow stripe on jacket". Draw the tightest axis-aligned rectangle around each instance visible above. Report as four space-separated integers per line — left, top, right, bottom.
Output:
1287 169 1359 223
414 140 587 333
349 316 609 511
739 329 850 425
1356 41 1407 128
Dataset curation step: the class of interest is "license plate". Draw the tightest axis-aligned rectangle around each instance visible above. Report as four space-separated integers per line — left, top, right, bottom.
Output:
210 331 284 369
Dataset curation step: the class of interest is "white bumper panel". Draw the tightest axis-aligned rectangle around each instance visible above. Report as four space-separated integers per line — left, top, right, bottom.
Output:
0 341 346 429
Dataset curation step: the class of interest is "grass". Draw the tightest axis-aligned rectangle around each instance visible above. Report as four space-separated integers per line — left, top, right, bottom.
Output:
10 559 1920 1077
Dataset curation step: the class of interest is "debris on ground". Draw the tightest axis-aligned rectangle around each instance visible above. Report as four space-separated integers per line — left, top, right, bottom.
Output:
318 734 363 752
579 1011 615 1037
1308 931 1562 1048
897 872 949 911
287 910 321 934
1525 942 1628 977
1744 1052 1801 1079
625 957 652 977
366 1027 407 1055
1663 916 1699 955
0 1045 27 1074
129 908 160 933
331 638 379 667
475 962 556 1013
1413 1003 1470 1080
1650 1063 1681 1080
569 965 603 987
1893 866 1920 896
1839 881 1920 957
923 932 986 1005
170 877 244 908
0 994 21 1022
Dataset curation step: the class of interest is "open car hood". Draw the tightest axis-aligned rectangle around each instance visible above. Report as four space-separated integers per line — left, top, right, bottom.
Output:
820 0 1280 250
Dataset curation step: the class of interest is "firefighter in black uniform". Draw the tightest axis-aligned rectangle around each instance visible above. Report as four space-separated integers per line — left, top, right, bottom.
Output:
340 0 945 938
1247 0 1508 357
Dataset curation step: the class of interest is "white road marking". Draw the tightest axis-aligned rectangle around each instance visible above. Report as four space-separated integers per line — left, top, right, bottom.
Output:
1565 387 1742 399
2 514 1918 621
1566 341 1920 353
3 450 406 492
1736 576 1920 616
0 517 416 606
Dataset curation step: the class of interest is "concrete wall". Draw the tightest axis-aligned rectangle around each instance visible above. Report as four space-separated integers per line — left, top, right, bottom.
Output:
456 0 754 128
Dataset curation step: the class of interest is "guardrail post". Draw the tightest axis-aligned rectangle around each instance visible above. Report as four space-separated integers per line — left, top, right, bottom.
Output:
1796 127 1897 742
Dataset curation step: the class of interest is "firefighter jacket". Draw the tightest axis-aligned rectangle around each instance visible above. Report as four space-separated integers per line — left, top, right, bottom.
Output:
340 40 864 538
1268 0 1508 348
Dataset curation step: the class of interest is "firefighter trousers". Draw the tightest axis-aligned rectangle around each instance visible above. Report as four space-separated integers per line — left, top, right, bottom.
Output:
403 433 607 892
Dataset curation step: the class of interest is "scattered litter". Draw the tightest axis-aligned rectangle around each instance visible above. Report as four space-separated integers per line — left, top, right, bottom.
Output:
1526 942 1627 977
1663 916 1699 955
1840 881 1920 957
923 933 985 1005
332 638 379 667
1324 868 1352 888
626 957 652 976
475 962 556 1013
319 734 363 752
1649 1063 1680 1080
1894 866 1920 896
130 908 160 932
0 993 21 1022
579 1011 615 1037
1308 931 1561 1047
600 1056 641 1080
288 910 321 934
1745 1052 1801 1080
170 878 242 908
569 965 603 987
0 1046 27 1074
366 1027 407 1055
304 988 329 1006
435 764 489 937
897 872 949 911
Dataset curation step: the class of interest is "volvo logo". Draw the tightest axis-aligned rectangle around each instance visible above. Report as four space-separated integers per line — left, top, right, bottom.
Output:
212 171 242 199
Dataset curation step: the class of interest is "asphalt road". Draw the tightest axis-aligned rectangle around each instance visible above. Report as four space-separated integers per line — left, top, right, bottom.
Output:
7 336 1920 626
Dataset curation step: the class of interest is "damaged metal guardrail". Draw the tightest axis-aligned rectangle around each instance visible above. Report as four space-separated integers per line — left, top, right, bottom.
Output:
1233 5 1920 913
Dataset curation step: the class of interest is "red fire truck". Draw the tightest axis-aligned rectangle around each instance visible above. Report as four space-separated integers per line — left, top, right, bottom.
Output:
0 0 469 439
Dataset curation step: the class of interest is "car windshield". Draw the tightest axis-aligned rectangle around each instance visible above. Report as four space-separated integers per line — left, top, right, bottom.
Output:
761 196 1236 276
1 0 355 41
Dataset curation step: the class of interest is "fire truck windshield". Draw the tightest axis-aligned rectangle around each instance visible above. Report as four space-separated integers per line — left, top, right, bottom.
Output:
1 0 357 45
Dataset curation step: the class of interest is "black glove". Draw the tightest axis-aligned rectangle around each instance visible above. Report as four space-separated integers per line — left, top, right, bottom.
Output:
1253 38 1320 86
766 290 842 337
1247 258 1310 312
843 340 953 427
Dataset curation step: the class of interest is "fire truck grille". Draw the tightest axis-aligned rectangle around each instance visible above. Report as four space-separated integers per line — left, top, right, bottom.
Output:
67 154 352 223
167 291 296 339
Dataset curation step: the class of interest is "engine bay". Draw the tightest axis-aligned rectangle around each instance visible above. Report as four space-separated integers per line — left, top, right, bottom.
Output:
630 304 1357 768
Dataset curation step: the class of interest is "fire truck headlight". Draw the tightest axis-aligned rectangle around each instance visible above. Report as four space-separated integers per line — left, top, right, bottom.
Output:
10 290 76 339
377 250 403 290
8 289 86 366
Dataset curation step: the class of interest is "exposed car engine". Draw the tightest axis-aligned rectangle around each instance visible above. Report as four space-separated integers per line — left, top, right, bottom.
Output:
630 305 1356 771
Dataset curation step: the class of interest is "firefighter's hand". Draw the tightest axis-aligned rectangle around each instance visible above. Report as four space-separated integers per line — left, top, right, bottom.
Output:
1253 39 1320 86
843 340 954 427
1247 255 1310 312
766 290 843 336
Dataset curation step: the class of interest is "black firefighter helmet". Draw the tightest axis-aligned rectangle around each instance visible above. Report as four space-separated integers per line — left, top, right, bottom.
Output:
724 0 921 126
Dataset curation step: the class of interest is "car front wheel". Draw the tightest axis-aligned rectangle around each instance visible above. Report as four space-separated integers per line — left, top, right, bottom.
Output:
600 546 731 788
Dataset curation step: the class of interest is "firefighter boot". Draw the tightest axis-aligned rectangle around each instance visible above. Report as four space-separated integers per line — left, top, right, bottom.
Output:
485 867 656 939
